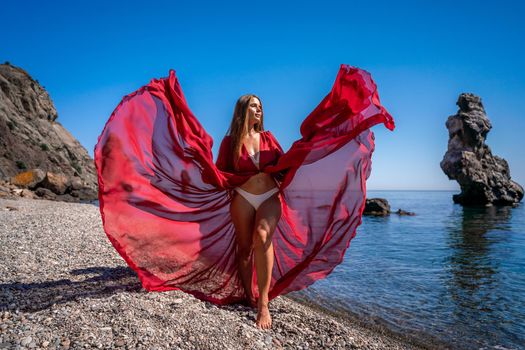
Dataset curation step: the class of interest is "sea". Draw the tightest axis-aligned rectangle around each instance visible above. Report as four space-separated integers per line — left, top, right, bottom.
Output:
289 190 525 350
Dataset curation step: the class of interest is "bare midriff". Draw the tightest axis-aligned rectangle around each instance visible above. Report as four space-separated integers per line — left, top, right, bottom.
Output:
238 172 278 195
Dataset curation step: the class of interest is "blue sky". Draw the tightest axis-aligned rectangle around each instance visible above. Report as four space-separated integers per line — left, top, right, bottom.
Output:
3 0 524 190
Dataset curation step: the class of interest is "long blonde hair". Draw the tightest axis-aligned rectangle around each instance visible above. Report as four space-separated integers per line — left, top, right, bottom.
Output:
227 94 264 170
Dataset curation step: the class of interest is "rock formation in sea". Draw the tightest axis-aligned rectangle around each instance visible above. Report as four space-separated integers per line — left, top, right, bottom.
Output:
0 62 97 202
363 198 415 216
363 198 391 216
440 93 523 206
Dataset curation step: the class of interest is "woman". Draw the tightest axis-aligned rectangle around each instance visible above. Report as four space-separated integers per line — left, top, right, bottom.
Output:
216 94 283 328
94 64 395 330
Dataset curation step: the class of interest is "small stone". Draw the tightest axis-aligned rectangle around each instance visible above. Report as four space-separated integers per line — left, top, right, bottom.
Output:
41 341 50 348
115 339 125 347
264 335 272 345
20 337 32 347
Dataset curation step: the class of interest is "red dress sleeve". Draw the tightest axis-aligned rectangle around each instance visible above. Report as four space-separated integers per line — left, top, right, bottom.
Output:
266 131 284 156
265 131 287 182
216 135 232 173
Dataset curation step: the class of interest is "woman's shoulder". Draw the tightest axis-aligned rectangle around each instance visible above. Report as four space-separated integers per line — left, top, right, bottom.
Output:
219 134 232 148
262 130 276 139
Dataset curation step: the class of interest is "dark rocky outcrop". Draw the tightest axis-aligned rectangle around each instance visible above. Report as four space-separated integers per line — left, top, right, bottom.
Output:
363 198 391 216
394 208 416 216
440 93 523 206
363 198 415 216
0 62 98 202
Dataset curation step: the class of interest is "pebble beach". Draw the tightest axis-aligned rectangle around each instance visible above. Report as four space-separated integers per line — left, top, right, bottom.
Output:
0 198 428 349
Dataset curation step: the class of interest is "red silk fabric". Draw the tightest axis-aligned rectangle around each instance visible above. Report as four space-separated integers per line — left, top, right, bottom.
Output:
94 64 395 305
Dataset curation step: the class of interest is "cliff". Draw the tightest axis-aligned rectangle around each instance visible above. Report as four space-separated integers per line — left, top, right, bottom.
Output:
0 63 97 202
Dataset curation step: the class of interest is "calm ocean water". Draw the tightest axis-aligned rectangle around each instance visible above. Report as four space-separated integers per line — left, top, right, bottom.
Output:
289 190 525 350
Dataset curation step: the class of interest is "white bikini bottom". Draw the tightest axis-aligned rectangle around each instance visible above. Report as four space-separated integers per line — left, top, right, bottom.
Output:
234 187 279 210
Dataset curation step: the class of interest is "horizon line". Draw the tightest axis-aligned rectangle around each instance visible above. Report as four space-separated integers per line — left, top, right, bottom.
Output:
367 189 460 192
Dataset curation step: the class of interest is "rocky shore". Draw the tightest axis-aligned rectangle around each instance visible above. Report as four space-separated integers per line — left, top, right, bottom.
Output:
1 198 426 350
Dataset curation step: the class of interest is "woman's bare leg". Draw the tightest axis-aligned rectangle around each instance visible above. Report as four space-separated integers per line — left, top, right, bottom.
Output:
230 192 257 307
253 193 282 329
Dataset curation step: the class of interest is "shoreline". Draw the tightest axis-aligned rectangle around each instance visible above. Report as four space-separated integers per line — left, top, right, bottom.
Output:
1 197 427 349
286 295 452 350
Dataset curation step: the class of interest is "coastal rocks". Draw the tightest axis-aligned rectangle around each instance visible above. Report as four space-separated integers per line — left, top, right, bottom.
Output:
35 187 57 200
363 198 415 216
9 168 46 188
0 62 98 202
4 168 96 202
440 93 524 206
69 187 97 200
363 198 390 215
0 181 16 199
394 208 416 216
40 171 68 194
18 188 37 199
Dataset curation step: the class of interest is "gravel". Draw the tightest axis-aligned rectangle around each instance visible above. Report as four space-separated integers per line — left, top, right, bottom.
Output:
0 198 424 349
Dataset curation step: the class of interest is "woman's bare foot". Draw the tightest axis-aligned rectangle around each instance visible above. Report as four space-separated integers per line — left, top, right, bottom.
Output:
256 301 272 329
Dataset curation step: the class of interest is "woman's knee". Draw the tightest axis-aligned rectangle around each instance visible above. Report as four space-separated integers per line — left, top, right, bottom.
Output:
252 225 271 249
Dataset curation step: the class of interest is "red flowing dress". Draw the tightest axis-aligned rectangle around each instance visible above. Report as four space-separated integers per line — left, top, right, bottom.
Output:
94 64 395 305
